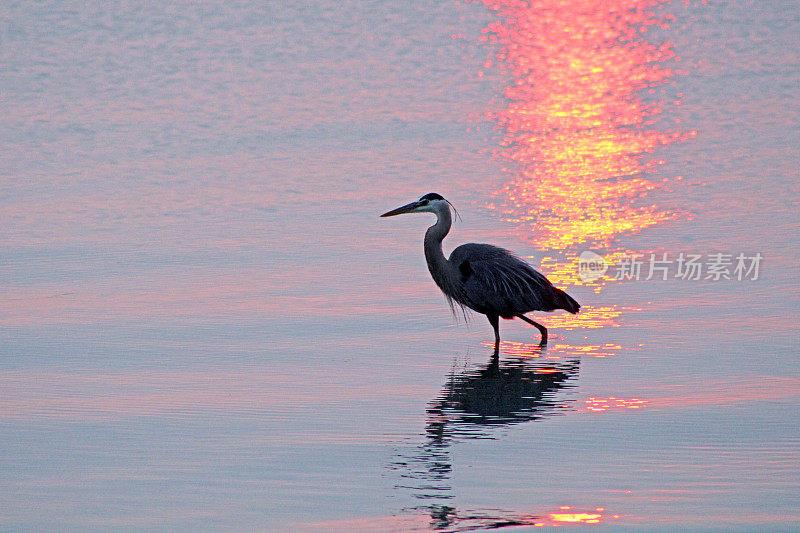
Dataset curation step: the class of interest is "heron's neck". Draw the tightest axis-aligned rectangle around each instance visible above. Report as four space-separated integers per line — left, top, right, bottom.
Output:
424 206 452 275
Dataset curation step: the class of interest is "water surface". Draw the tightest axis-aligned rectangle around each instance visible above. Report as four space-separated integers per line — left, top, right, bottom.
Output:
1 0 798 531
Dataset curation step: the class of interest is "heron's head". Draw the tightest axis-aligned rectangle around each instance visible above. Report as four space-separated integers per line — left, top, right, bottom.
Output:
380 193 450 217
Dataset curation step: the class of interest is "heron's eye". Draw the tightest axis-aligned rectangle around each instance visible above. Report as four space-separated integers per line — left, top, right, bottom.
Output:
419 199 429 205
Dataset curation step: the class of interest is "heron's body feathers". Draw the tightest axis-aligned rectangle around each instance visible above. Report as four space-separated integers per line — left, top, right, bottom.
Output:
447 243 579 318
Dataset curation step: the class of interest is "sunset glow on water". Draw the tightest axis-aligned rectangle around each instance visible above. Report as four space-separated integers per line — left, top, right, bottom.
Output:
1 0 798 531
480 0 696 309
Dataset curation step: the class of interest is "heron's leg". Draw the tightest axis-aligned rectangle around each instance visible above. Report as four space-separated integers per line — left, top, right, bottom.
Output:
517 314 548 345
487 314 500 352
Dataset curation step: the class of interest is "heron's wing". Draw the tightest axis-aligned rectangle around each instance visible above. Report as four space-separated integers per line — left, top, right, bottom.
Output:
449 243 558 315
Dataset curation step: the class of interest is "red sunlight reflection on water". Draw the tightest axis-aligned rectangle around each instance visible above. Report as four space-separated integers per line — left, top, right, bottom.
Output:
477 0 693 295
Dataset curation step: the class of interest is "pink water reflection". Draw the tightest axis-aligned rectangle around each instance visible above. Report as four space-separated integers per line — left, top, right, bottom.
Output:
0 368 426 433
0 266 428 326
577 377 800 414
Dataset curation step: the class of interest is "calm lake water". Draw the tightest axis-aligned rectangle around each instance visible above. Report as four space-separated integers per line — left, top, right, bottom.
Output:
2 0 799 531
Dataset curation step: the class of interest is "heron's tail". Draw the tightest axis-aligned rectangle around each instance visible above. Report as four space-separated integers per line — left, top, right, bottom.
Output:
553 288 580 314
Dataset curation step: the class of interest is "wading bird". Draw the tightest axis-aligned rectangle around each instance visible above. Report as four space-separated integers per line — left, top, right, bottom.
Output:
381 193 580 348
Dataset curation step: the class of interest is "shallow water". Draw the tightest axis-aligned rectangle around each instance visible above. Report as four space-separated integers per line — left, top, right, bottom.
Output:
1 0 799 531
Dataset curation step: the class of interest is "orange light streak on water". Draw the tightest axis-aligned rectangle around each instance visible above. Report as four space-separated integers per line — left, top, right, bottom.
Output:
479 0 692 293
482 340 622 358
542 505 618 526
548 512 603 523
584 396 649 412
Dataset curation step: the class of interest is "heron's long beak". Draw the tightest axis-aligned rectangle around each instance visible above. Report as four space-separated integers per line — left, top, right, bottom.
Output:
380 201 421 217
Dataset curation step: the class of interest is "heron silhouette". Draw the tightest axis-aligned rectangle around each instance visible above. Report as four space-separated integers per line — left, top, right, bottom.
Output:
381 193 580 347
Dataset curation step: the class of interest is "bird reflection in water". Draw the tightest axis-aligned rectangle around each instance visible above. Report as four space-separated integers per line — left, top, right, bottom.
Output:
392 345 579 531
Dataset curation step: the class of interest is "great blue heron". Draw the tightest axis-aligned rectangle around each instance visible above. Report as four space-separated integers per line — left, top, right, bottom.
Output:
381 193 580 347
